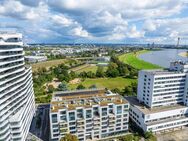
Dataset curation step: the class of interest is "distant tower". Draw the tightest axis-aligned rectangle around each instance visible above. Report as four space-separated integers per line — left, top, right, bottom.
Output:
152 42 155 48
177 37 180 47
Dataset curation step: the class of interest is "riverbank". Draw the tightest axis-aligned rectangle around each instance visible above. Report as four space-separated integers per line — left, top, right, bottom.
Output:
118 50 162 70
179 52 188 57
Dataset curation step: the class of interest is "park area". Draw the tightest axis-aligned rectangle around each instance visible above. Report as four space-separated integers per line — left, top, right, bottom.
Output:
119 50 161 70
70 64 107 73
31 58 79 72
32 49 161 103
68 77 137 90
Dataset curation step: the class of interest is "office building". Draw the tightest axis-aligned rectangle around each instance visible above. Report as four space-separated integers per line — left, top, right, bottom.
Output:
126 61 188 133
0 32 35 141
50 89 129 141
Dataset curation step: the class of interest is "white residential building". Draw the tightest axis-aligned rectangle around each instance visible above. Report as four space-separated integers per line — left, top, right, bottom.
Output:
0 32 35 141
126 61 188 133
25 55 47 63
50 89 129 141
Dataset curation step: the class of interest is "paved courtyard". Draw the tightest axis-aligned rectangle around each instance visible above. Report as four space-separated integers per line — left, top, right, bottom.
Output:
157 127 188 141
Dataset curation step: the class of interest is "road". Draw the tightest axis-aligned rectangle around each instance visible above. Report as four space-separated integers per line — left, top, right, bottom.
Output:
29 104 50 141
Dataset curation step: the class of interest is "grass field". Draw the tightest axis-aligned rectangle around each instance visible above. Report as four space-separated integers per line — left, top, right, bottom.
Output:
119 50 162 70
69 77 137 90
31 59 68 72
71 64 107 73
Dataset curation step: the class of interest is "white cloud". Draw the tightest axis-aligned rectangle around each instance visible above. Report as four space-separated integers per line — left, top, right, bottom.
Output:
143 20 157 31
0 0 48 21
127 25 145 38
71 26 90 38
0 0 188 43
50 14 75 27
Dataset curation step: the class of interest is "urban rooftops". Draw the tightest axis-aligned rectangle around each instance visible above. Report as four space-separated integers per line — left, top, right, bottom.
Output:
51 89 128 112
125 96 187 114
141 69 187 75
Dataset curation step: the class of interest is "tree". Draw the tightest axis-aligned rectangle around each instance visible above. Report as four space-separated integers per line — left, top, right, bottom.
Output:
48 85 55 93
61 134 78 141
89 84 97 89
144 131 157 141
96 66 105 77
111 88 121 94
69 71 77 79
123 86 133 96
119 134 140 141
76 84 86 90
79 71 87 78
58 82 68 91
86 71 95 78
106 62 119 77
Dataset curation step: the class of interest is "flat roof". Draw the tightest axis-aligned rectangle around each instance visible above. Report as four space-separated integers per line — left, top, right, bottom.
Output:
51 89 128 113
141 69 186 76
125 96 187 115
25 56 47 59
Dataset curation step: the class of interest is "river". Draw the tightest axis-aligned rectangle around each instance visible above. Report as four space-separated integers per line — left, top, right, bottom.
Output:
139 49 188 68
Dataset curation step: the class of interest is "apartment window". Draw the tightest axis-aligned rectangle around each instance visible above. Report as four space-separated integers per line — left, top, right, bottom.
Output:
86 119 92 123
77 109 83 118
70 131 76 134
69 122 76 126
102 108 108 116
142 114 145 119
102 130 107 133
124 104 128 108
117 106 122 114
109 105 113 108
86 110 92 118
52 124 58 128
60 111 66 115
53 129 58 132
116 127 121 130
51 114 58 123
69 127 76 130
69 112 75 121
116 115 122 118
116 119 121 123
60 116 66 121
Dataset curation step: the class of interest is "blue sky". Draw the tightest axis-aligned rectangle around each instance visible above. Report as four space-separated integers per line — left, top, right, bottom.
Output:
0 0 188 44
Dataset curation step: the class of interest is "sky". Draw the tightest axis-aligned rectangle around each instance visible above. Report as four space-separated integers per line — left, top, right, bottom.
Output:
0 0 188 44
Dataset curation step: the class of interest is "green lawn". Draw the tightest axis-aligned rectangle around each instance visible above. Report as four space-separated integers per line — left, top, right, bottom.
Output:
119 50 162 70
31 59 68 72
71 64 107 73
69 77 137 90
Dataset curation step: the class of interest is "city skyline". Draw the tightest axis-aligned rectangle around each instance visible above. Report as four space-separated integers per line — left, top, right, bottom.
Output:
0 0 188 44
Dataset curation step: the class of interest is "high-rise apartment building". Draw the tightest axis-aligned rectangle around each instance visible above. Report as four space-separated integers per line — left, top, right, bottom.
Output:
0 32 35 141
126 61 188 133
50 89 129 141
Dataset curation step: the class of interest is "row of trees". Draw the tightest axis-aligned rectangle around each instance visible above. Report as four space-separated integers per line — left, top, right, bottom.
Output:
111 82 137 96
78 56 138 79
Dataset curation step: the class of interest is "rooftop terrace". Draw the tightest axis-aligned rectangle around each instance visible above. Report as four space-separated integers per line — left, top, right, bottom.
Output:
51 89 128 112
125 96 187 114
